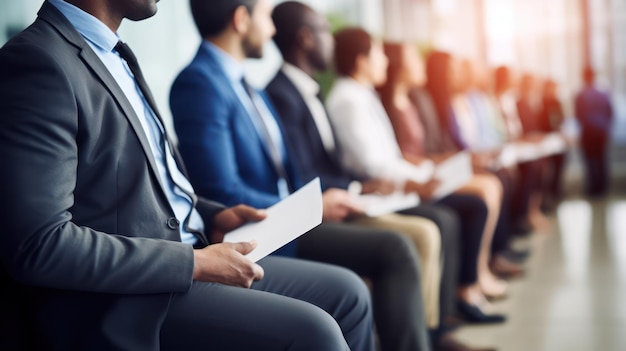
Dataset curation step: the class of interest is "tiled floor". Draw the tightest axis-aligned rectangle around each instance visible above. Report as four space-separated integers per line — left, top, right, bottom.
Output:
453 147 626 351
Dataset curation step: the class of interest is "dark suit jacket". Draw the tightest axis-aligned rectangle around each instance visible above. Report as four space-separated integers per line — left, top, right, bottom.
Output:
0 3 223 349
265 70 353 191
170 44 300 256
575 86 613 144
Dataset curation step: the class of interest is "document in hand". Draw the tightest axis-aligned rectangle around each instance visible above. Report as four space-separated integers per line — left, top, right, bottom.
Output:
432 152 473 199
223 178 323 262
353 192 421 217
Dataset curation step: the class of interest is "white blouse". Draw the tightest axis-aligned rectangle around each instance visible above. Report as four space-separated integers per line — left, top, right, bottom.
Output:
326 77 434 185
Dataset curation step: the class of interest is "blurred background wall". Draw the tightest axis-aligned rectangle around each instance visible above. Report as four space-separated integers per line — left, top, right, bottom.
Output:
1 0 624 146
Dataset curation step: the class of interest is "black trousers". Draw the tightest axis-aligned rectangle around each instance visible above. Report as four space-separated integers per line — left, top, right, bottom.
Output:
581 137 610 195
160 256 374 351
491 168 516 254
398 204 460 328
430 194 487 286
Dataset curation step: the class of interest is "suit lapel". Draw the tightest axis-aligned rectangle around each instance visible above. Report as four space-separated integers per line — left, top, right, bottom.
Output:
39 2 168 194
278 71 343 170
200 48 279 173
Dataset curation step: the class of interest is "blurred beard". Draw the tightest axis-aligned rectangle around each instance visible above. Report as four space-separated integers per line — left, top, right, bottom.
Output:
242 37 264 59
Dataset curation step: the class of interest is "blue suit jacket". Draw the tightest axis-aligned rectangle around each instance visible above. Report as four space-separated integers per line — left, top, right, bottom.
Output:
170 44 301 255
266 70 354 191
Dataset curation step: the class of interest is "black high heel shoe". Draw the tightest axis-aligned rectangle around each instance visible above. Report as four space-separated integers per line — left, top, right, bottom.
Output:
457 301 507 324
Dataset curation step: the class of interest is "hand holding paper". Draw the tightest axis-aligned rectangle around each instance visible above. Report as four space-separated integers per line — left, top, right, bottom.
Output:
223 178 323 262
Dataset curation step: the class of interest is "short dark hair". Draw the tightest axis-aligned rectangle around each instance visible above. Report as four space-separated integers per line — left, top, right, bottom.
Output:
333 27 372 77
189 0 258 38
272 1 312 57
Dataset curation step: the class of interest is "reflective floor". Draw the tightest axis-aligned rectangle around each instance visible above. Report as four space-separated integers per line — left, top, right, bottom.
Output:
453 147 626 351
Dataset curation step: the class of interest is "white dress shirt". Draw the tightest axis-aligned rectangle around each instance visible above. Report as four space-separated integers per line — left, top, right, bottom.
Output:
326 77 435 185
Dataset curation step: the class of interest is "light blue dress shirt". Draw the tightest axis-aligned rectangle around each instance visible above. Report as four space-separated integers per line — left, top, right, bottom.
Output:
49 0 203 245
202 41 290 199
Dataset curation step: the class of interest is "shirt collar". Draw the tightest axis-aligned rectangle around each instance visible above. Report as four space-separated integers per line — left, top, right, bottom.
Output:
201 40 245 84
48 0 119 53
336 76 375 95
281 63 320 97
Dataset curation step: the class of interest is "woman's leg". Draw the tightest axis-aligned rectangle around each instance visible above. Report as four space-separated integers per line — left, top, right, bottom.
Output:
455 174 508 298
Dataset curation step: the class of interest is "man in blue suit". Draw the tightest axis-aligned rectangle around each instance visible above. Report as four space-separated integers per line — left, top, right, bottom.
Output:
170 1 438 350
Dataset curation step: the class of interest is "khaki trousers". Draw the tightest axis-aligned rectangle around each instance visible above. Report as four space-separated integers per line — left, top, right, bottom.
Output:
351 213 442 328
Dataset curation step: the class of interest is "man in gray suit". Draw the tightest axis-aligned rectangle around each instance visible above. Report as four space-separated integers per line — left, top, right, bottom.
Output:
0 0 375 350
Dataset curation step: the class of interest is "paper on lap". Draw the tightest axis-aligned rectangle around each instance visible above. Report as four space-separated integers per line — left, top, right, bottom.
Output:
223 178 323 262
352 192 420 217
431 151 474 200
497 132 568 167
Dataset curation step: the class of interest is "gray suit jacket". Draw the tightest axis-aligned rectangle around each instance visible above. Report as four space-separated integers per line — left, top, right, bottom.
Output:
0 2 223 349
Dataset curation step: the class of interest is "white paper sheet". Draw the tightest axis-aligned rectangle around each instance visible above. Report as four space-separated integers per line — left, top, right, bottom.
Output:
540 132 568 156
513 142 544 163
353 192 420 217
432 152 473 199
223 178 323 262
496 143 518 168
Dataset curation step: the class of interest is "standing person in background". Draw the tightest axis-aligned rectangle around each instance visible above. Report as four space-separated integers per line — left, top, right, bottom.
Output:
0 0 376 350
575 66 614 197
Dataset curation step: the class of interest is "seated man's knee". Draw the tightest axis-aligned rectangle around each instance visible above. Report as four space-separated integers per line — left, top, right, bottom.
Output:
377 230 422 267
289 303 349 351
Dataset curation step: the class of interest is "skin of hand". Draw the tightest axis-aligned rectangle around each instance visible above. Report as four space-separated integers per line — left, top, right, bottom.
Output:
192 205 267 288
520 132 546 143
404 153 429 166
403 178 442 201
360 178 396 195
471 152 495 170
322 188 365 222
428 151 457 164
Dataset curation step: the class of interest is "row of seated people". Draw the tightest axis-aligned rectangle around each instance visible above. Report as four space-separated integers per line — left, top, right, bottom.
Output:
396 48 572 234
166 1 577 351
0 0 581 350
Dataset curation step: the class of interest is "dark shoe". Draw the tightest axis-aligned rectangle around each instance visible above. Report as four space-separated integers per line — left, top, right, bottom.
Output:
501 247 531 263
457 301 507 324
434 334 497 351
510 220 533 237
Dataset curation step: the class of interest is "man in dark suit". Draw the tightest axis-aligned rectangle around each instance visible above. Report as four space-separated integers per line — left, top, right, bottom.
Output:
0 0 376 350
170 1 439 350
265 3 502 351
